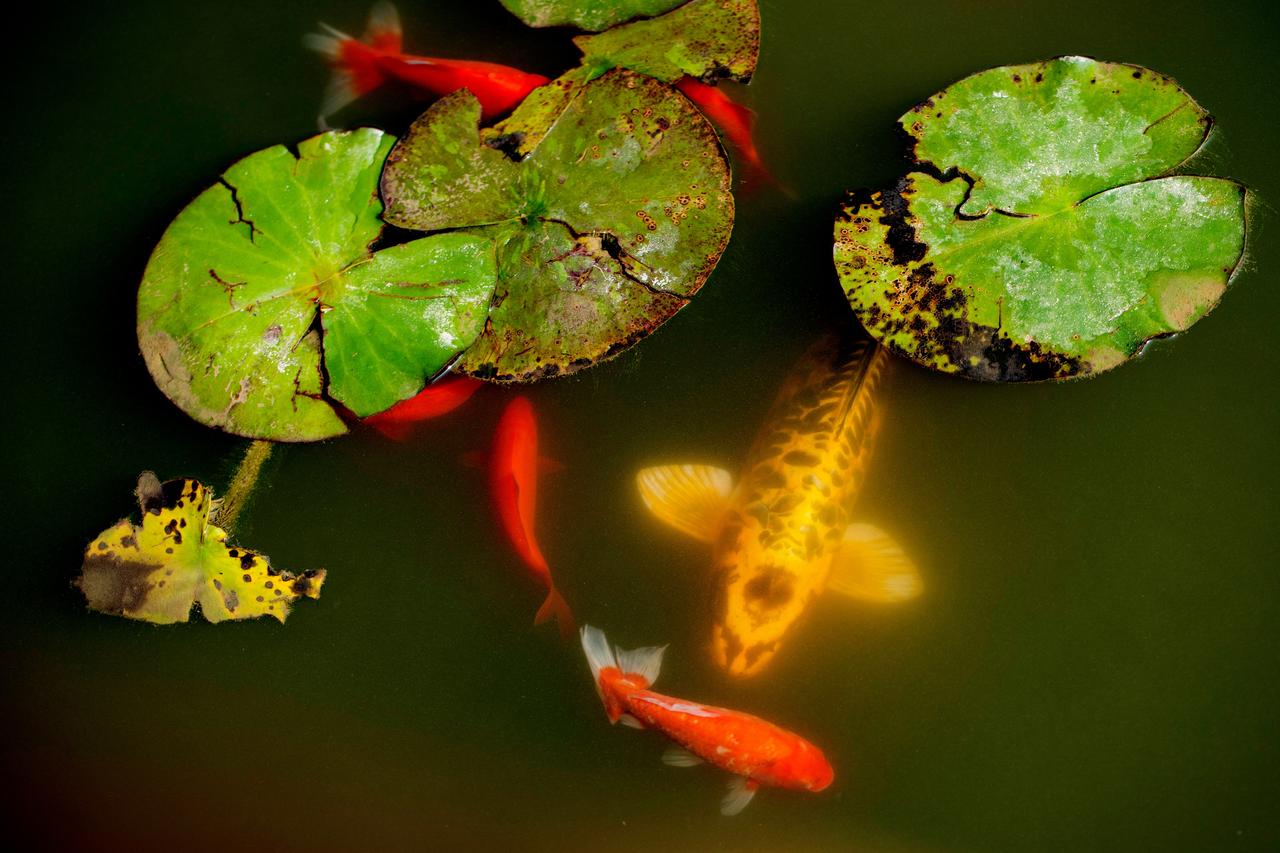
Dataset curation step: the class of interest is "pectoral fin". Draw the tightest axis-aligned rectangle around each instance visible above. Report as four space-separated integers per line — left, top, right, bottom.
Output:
635 465 734 543
662 747 704 767
828 523 922 602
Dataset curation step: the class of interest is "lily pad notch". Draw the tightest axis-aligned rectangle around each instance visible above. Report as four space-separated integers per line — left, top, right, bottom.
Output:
138 129 498 442
381 69 735 382
835 56 1248 382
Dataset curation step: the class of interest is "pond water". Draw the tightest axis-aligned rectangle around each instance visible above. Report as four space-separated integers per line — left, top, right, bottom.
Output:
4 0 1279 850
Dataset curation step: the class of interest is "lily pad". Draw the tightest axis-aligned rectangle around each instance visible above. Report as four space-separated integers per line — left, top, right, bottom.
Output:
834 57 1248 381
574 0 760 84
499 0 687 32
381 69 733 382
138 129 497 441
77 473 324 624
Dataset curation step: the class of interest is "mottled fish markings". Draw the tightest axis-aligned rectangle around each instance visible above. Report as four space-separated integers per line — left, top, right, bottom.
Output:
637 337 920 677
77 473 325 625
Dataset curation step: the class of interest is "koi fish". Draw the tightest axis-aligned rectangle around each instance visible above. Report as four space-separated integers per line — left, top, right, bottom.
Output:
492 397 573 635
581 625 833 815
675 78 776 190
636 337 920 677
305 3 550 124
363 375 483 441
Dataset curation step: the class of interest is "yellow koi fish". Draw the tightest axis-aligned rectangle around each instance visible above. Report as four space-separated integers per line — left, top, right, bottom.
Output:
636 336 920 677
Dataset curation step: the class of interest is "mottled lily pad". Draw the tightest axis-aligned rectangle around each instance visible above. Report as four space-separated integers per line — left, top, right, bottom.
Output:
382 70 733 382
77 473 324 624
835 57 1247 381
499 0 687 31
575 0 759 84
138 129 497 441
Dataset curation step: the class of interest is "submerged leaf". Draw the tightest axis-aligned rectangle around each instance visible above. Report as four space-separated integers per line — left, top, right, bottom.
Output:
498 0 687 31
382 70 733 382
834 57 1247 381
137 129 497 441
77 474 325 624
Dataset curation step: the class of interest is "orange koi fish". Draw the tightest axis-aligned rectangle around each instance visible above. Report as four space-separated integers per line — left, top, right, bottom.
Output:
363 375 483 441
675 78 776 190
306 3 550 124
492 397 573 635
581 625 833 815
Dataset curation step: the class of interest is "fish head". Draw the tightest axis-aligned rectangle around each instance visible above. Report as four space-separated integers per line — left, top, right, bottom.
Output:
777 739 835 792
709 518 829 677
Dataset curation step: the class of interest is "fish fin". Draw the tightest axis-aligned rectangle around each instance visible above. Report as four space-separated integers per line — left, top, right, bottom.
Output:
721 777 759 816
534 587 575 639
580 625 625 723
618 714 645 730
615 643 666 689
363 2 402 53
305 9 392 124
635 464 733 543
662 747 704 768
828 523 922 603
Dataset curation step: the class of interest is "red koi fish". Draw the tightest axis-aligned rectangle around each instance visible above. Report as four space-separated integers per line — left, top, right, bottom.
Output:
492 397 573 636
676 78 777 190
581 625 833 815
305 3 550 124
363 375 483 441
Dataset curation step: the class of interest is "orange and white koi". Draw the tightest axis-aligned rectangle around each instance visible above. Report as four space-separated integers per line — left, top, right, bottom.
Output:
581 625 833 815
491 397 573 635
636 337 920 677
305 3 550 124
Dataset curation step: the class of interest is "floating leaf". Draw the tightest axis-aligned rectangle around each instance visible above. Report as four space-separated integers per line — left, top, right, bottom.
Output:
834 57 1247 381
77 473 324 624
382 70 733 382
498 0 687 32
138 129 497 441
575 0 759 84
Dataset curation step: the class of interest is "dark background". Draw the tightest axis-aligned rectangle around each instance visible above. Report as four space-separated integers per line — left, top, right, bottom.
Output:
2 1 1277 850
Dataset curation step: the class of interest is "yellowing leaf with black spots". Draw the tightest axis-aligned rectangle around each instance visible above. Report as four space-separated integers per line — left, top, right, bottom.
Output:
77 473 324 625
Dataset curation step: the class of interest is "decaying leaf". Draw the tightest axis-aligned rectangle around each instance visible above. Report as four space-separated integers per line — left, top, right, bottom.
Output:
834 57 1248 381
381 69 734 382
498 0 687 32
574 0 759 84
77 473 324 624
137 129 497 441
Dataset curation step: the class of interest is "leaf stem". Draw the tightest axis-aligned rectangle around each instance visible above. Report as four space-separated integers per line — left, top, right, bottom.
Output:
216 440 274 533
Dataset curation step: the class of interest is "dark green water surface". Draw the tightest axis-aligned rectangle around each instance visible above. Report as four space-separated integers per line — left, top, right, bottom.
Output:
4 1 1279 850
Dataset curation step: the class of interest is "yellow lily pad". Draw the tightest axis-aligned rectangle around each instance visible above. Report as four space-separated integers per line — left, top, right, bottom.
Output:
76 473 324 624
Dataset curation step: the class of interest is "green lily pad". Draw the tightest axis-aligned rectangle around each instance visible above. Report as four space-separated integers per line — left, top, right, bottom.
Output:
834 57 1248 381
499 0 687 31
77 473 324 624
381 69 733 382
574 0 760 84
138 129 497 441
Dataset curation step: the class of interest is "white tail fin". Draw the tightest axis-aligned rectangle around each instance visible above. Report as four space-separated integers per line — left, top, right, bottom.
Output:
580 625 666 687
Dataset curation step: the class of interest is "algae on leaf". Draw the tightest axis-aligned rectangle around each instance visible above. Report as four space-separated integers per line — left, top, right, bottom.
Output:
499 0 688 32
138 129 497 441
382 70 734 382
77 473 324 624
835 57 1247 382
574 0 759 84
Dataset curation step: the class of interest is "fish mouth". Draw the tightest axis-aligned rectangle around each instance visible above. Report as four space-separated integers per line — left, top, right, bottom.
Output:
712 626 779 677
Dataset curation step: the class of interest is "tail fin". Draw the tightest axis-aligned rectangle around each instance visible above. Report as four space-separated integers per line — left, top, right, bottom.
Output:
534 586 575 639
580 625 667 722
304 3 403 125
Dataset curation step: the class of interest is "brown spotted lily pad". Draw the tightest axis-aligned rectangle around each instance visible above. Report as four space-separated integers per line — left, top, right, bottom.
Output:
381 69 734 381
835 57 1248 381
499 0 687 31
77 473 324 624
